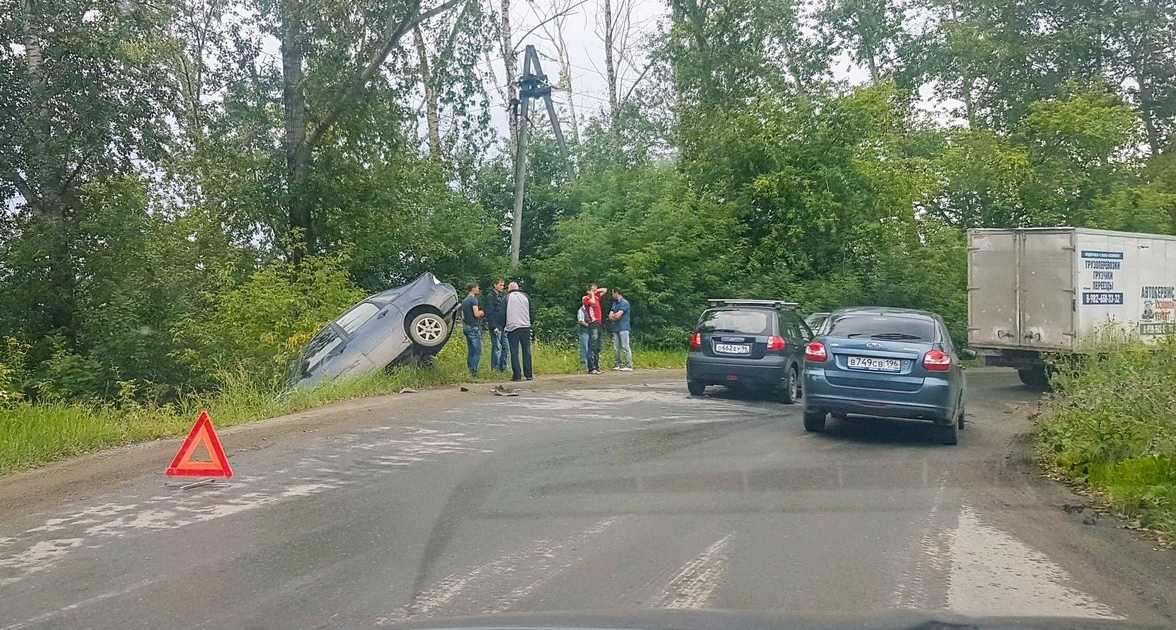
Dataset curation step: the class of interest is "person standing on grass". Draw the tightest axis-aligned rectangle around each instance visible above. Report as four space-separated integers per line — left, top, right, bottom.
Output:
583 283 607 374
461 282 484 378
505 281 534 381
577 302 591 367
609 289 633 371
486 279 508 373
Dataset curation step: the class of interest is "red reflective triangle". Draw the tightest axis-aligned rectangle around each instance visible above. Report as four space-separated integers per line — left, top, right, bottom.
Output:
166 410 234 478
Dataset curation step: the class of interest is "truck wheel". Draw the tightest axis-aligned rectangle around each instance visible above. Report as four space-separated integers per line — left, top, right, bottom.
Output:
803 410 826 432
1017 367 1051 391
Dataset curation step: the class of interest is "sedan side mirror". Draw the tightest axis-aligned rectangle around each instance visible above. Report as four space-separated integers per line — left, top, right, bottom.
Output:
959 348 978 361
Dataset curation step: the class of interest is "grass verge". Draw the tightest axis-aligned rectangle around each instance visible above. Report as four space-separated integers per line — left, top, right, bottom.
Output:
0 339 685 476
1036 337 1176 542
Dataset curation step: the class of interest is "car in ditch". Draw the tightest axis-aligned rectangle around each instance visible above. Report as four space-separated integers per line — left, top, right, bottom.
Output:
285 272 460 392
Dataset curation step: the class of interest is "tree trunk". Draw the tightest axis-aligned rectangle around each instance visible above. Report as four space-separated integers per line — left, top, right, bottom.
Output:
601 0 620 125
413 25 442 157
280 0 315 255
500 0 519 151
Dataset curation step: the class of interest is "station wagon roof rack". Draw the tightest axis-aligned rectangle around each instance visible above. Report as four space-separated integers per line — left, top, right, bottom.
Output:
707 299 799 310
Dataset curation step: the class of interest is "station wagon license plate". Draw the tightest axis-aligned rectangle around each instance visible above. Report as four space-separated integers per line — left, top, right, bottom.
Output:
714 343 751 354
847 356 901 372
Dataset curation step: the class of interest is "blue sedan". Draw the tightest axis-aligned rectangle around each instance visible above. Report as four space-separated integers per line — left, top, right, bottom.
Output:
801 307 974 445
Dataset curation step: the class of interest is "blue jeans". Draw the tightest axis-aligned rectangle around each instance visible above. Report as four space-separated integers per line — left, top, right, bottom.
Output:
586 324 602 372
463 325 482 376
578 329 589 365
613 330 632 368
490 328 508 372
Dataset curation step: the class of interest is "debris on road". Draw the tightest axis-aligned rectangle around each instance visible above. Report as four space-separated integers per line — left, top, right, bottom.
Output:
399 388 418 394
493 385 519 397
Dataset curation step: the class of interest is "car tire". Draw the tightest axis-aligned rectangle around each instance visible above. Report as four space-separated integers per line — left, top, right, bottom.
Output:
831 412 848 421
778 365 800 404
957 404 966 430
803 410 826 432
408 311 448 348
936 420 959 445
687 381 706 396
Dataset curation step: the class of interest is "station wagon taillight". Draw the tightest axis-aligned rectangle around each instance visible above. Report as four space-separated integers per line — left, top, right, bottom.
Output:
804 341 828 362
923 350 952 371
690 332 702 349
766 335 786 352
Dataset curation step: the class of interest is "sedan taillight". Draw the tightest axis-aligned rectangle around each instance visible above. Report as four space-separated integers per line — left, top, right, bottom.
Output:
805 341 828 362
690 332 702 349
923 349 952 371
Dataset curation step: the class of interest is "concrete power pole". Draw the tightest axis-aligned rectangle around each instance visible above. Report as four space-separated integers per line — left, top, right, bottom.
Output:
510 44 575 267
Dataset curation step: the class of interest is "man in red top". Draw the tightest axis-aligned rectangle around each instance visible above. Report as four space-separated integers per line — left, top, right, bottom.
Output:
583 283 607 374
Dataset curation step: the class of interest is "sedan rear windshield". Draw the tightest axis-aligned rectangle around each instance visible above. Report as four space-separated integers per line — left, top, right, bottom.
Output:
698 309 772 335
827 314 937 341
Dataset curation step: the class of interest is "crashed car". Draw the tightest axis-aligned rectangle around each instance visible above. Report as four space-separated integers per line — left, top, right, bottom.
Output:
285 272 460 391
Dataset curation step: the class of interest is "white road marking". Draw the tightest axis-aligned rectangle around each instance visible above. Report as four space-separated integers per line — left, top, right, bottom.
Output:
893 477 949 610
402 517 623 619
947 505 1122 619
656 534 732 609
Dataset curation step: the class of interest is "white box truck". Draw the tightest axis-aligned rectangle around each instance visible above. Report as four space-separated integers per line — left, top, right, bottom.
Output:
967 227 1176 387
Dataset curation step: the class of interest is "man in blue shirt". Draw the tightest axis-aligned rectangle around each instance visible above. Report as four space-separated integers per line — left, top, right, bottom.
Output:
461 282 483 378
608 289 632 371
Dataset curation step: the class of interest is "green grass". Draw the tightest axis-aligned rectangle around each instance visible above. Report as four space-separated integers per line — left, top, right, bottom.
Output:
1037 337 1176 541
0 339 685 476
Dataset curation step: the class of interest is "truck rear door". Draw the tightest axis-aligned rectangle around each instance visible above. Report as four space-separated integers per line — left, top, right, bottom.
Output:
968 229 1076 351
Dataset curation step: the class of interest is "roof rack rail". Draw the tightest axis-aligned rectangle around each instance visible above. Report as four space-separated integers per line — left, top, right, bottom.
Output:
707 298 799 309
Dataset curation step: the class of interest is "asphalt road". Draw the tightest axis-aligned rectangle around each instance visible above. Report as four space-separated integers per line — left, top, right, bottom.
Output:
2 369 1175 629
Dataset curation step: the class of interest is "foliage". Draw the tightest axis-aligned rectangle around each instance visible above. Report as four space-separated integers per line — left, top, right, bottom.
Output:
171 250 366 391
1039 338 1176 537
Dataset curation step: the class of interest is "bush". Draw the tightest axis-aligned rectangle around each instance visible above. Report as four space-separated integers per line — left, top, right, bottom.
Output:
1038 337 1176 537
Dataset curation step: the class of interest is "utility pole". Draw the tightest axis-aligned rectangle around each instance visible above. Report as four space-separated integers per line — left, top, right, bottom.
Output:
510 44 574 267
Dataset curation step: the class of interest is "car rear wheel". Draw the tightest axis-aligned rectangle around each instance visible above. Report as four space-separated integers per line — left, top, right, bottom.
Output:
687 381 706 396
778 365 800 404
408 312 448 348
957 404 966 430
803 410 826 432
936 420 959 445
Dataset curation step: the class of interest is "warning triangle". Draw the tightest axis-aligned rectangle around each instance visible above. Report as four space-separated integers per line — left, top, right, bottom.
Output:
166 410 234 478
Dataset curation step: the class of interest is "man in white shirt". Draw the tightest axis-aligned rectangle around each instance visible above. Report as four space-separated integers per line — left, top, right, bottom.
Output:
504 282 534 381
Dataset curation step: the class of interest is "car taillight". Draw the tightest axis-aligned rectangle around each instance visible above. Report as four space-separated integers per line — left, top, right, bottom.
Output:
690 332 702 349
923 350 951 371
766 335 786 352
805 341 828 362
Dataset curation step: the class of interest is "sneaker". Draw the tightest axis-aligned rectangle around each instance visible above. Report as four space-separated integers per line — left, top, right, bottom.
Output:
591 369 603 375
525 376 534 381
612 366 621 371
620 366 633 371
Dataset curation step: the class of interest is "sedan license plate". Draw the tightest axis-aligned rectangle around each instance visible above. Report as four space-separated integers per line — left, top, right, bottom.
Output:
714 343 751 355
847 356 901 372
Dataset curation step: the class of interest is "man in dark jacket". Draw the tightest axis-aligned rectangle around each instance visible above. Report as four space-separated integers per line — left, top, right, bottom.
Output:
485 279 508 373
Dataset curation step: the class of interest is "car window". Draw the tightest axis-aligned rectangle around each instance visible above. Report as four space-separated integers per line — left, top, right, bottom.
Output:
827 314 938 341
698 309 771 335
795 315 814 339
335 302 380 335
781 313 804 340
301 327 344 375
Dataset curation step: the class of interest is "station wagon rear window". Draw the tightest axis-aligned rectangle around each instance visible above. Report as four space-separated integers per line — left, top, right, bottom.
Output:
699 309 771 335
828 315 937 341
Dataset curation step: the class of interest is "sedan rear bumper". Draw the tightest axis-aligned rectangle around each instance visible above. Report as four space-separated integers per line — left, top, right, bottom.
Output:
803 367 955 424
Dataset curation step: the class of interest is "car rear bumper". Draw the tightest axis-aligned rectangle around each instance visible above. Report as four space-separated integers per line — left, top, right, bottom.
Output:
803 367 955 424
687 354 789 389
